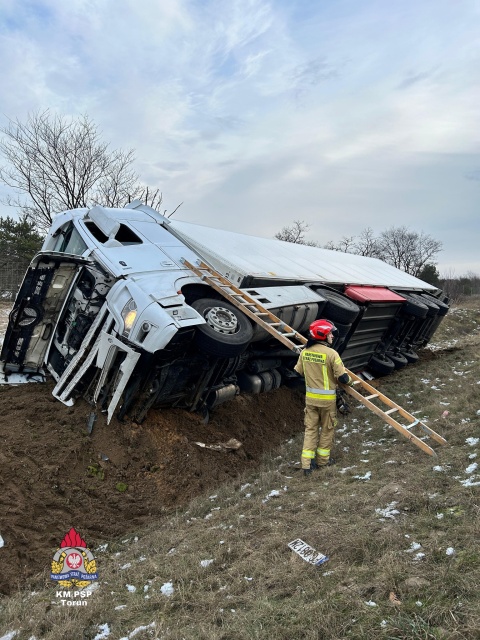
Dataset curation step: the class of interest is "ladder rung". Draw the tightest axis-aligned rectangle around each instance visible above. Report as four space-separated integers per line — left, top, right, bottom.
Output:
267 322 282 327
255 312 269 317
281 332 296 337
365 393 379 400
352 380 361 385
385 407 399 415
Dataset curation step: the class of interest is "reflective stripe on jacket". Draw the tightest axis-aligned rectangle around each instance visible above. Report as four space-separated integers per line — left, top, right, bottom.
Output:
294 343 347 406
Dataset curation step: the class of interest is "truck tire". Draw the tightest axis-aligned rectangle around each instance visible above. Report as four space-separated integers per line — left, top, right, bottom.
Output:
386 351 408 369
409 293 439 317
191 298 254 357
368 353 395 375
332 321 351 349
317 289 360 324
400 349 419 364
420 293 449 316
398 293 428 318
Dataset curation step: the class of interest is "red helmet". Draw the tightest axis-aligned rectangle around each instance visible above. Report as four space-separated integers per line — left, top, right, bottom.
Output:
309 319 336 341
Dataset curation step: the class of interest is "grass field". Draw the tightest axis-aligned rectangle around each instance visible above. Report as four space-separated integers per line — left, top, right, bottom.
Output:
1 298 479 640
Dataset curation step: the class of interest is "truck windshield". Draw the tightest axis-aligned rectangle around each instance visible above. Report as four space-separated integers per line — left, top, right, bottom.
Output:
52 222 88 255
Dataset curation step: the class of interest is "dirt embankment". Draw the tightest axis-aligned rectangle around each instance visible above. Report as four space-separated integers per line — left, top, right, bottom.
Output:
0 381 304 596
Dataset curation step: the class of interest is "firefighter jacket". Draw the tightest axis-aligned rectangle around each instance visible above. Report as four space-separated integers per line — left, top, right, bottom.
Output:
294 342 347 407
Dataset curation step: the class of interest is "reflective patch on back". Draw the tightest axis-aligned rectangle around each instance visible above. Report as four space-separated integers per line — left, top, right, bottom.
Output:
302 351 327 363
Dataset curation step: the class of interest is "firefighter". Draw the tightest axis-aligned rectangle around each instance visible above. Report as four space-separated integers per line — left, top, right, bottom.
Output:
294 319 353 476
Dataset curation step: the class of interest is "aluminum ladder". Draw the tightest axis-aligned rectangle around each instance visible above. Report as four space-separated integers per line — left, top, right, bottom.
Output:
183 258 447 456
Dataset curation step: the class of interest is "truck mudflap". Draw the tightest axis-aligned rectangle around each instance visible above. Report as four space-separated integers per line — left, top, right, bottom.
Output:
52 302 140 423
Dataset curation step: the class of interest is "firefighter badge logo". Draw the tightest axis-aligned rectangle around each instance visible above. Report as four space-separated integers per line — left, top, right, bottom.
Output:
50 527 98 588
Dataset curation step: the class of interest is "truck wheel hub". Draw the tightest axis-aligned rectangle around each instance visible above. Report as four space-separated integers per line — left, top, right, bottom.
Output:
205 306 238 334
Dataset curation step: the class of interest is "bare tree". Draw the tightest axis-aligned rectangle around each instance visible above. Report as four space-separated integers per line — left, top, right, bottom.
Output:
324 235 356 253
275 220 319 246
353 227 382 257
0 110 165 231
377 226 442 277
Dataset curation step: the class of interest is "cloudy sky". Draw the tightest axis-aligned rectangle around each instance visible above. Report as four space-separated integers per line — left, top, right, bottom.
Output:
0 0 479 275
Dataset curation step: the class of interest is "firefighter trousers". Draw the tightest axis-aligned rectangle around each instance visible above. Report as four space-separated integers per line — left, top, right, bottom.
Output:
301 402 337 469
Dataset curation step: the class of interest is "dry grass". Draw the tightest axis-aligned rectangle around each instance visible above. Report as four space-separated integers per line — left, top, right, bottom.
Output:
1 301 480 640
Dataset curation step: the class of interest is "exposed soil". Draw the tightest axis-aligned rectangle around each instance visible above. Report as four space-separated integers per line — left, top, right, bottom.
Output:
0 380 305 596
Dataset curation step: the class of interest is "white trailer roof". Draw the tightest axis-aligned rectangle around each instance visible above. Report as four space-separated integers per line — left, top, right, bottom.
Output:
170 220 436 291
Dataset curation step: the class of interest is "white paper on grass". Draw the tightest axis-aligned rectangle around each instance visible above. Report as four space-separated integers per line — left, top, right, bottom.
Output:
288 538 329 566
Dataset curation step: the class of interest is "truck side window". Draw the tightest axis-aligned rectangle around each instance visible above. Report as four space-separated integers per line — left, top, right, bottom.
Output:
84 220 142 246
52 222 88 255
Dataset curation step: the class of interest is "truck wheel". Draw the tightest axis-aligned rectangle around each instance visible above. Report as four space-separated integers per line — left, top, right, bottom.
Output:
192 298 253 357
368 353 395 375
386 351 408 369
420 293 449 316
409 293 439 317
400 349 419 363
398 293 428 318
317 289 360 324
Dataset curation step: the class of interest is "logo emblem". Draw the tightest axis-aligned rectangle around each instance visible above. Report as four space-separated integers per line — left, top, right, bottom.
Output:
50 527 98 588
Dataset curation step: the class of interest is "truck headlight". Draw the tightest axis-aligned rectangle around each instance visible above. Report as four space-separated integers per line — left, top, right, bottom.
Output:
121 299 137 337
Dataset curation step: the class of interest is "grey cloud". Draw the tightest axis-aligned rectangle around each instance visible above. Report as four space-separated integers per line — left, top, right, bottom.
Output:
291 57 338 88
465 170 480 181
396 68 437 90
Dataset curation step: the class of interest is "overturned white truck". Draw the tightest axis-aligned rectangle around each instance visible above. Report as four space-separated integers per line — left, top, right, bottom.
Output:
0 202 449 422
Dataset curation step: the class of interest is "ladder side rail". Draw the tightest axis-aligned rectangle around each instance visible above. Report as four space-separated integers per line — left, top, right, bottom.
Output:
183 259 307 352
342 386 436 456
344 370 447 446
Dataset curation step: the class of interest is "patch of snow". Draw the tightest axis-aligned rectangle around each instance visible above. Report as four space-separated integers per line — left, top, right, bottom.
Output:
240 483 251 491
262 489 281 503
460 477 480 487
414 552 425 560
416 601 423 607
446 547 455 556
244 576 253 581
93 624 110 640
465 463 478 474
405 542 422 553
469 453 477 459
115 605 127 610
365 600 377 607
160 581 174 596
436 513 444 519
465 437 479 446
0 534 4 548
0 632 18 640
375 502 400 520
432 465 445 472
119 623 156 639
126 584 136 592
120 563 131 570
339 466 357 474
200 559 214 568
380 620 388 628
353 471 371 481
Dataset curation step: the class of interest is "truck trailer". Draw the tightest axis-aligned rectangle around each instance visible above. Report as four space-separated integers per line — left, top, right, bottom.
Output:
0 202 449 423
